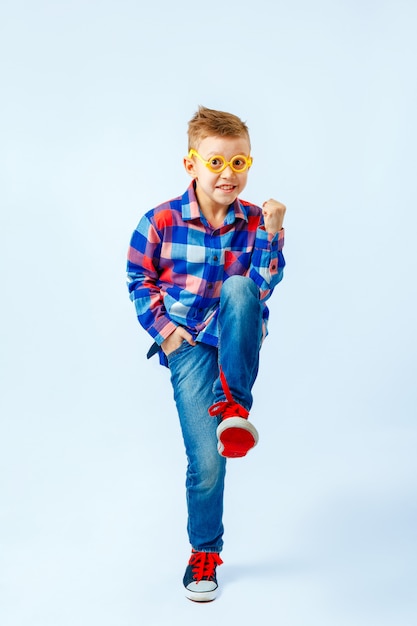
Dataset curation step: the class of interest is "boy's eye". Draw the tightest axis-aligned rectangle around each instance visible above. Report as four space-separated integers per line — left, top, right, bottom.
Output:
210 157 224 169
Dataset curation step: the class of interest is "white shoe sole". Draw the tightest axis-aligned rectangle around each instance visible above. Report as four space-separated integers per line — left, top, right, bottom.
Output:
184 586 218 602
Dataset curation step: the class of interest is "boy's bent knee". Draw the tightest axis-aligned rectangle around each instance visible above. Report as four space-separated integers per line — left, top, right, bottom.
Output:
221 275 259 301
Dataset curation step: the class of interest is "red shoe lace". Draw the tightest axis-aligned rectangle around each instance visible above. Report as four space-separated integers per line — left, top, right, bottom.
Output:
189 551 223 581
208 367 249 420
209 400 249 419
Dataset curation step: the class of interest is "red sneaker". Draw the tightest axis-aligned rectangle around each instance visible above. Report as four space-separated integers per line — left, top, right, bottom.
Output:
183 551 223 602
209 399 259 457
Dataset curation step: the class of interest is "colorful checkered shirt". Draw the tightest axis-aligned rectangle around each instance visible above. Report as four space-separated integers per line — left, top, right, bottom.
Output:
127 182 285 356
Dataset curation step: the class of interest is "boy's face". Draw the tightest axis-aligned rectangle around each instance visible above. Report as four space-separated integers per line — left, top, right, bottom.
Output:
184 135 251 214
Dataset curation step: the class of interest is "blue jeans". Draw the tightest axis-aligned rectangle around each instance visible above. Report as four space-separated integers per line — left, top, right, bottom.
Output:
167 276 263 552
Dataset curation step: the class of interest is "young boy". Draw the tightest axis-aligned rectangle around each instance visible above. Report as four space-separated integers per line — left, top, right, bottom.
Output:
127 106 286 601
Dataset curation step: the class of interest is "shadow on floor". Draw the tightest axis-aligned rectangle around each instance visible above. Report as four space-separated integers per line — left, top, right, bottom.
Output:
220 556 310 588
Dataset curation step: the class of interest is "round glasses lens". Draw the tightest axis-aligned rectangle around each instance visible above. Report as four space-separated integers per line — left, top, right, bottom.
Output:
231 156 248 171
208 156 226 171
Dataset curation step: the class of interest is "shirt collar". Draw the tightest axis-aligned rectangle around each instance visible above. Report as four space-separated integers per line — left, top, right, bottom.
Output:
181 181 248 223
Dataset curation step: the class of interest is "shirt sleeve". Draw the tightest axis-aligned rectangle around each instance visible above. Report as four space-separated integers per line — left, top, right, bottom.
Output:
249 228 285 301
126 215 177 345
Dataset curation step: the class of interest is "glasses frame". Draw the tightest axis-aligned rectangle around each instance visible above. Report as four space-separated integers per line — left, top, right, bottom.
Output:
188 149 253 174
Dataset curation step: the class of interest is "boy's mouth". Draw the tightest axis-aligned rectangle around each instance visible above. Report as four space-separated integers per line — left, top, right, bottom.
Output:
216 184 236 192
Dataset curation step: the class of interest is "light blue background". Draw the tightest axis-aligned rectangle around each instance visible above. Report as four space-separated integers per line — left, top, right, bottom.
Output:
1 1 416 624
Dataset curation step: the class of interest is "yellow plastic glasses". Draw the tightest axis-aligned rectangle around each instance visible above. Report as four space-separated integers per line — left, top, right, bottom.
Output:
188 149 253 173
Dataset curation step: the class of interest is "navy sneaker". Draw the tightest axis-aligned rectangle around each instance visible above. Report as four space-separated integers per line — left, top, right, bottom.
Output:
183 551 223 602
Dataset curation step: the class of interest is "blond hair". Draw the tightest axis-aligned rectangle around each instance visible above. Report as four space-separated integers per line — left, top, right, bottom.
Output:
187 105 250 151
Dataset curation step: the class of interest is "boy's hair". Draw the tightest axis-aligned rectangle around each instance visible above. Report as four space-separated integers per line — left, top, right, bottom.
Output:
187 105 250 151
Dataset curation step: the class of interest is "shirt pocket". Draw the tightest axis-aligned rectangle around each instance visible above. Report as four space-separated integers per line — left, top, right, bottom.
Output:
223 250 251 278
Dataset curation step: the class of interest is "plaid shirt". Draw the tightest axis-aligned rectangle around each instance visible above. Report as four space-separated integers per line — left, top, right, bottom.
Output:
127 182 285 357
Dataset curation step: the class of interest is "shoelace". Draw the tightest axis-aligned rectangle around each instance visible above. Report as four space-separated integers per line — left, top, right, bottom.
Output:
209 400 249 419
208 367 249 420
189 551 223 581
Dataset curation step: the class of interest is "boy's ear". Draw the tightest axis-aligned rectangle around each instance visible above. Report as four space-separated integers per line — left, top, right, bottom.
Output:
183 156 197 179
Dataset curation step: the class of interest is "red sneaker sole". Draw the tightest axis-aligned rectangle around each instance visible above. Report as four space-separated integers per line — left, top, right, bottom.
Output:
216 418 259 458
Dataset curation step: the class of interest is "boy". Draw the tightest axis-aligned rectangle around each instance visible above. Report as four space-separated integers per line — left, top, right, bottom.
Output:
127 106 286 601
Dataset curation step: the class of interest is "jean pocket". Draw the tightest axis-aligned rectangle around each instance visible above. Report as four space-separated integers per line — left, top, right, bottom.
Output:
166 339 192 363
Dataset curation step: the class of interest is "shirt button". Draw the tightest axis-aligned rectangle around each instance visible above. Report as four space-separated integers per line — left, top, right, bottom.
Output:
208 283 213 289
213 255 218 262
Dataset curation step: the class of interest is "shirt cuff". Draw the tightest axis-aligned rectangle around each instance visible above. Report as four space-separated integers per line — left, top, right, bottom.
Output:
256 227 285 250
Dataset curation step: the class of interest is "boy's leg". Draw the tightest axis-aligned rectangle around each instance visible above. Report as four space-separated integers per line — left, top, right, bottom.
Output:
168 341 226 553
212 275 264 457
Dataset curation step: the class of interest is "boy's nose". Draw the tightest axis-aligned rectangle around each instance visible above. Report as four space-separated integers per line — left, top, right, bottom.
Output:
220 164 234 177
